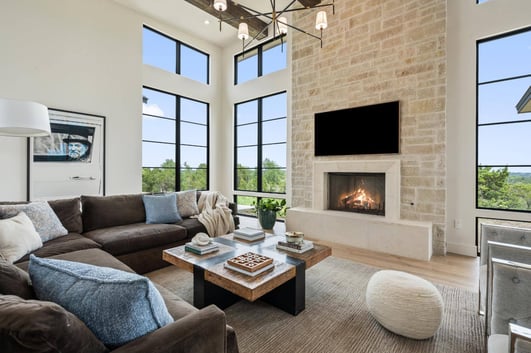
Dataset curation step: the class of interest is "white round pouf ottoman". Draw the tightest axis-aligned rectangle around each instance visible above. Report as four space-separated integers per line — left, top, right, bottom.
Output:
365 270 444 340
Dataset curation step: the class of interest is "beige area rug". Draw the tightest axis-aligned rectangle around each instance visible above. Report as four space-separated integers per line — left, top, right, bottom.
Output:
148 257 485 353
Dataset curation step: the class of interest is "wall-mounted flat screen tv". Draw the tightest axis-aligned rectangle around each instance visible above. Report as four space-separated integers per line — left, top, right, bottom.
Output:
314 101 400 156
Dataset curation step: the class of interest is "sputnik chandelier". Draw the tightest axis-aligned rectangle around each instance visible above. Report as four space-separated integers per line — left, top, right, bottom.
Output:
212 0 335 52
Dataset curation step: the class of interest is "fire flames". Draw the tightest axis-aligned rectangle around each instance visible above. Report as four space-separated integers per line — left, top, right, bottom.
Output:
340 188 377 209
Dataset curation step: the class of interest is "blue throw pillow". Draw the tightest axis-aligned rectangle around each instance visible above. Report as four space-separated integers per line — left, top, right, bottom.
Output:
28 255 173 347
142 193 182 224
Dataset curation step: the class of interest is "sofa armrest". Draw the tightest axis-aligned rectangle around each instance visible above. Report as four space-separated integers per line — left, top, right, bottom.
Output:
228 202 240 228
510 323 531 353
112 305 228 353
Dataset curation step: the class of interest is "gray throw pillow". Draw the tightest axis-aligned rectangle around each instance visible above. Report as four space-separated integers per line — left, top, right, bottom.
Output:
142 193 182 224
176 190 200 218
28 255 174 347
0 202 68 242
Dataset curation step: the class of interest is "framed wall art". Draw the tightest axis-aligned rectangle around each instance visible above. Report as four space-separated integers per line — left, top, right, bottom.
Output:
27 108 106 201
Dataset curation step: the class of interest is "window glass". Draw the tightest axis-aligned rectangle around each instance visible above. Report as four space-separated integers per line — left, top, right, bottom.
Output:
142 27 176 73
142 167 176 193
263 119 287 144
180 44 209 84
236 50 258 84
263 92 287 120
234 91 287 205
263 41 287 76
181 98 208 124
236 100 258 125
234 195 257 216
142 116 175 143
262 169 286 193
181 168 207 190
142 142 175 168
180 122 207 146
180 145 207 168
478 77 531 124
478 122 531 166
237 124 258 146
142 88 175 119
263 144 286 168
478 30 531 83
235 37 286 84
476 28 531 212
237 146 258 168
142 87 209 191
143 26 209 85
235 169 257 191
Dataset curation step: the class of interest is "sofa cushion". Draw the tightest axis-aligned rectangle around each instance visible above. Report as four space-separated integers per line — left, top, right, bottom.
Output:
81 194 146 232
14 233 101 268
0 202 68 242
0 259 35 299
179 217 208 236
29 255 174 347
21 248 134 274
83 223 188 256
48 197 83 234
176 190 200 218
0 295 108 353
0 212 43 263
143 193 182 224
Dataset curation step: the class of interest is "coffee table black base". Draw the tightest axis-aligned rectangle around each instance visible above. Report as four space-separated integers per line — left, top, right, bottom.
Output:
192 262 306 316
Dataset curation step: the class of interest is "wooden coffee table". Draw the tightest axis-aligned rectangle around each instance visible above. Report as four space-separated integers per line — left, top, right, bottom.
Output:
163 233 331 315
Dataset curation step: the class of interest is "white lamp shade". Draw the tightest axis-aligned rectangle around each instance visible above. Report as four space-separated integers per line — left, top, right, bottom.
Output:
214 0 227 11
238 22 250 40
315 11 328 30
277 16 288 35
0 98 50 137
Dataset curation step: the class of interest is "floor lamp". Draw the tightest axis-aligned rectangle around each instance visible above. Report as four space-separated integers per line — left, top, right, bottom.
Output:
0 98 51 200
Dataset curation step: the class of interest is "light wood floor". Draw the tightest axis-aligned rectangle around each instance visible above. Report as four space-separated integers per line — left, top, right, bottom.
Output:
239 217 479 292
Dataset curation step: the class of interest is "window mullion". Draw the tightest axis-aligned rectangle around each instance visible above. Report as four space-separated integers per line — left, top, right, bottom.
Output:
257 98 263 192
175 96 181 191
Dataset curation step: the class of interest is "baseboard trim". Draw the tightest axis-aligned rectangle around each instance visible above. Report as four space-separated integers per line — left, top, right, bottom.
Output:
447 242 477 257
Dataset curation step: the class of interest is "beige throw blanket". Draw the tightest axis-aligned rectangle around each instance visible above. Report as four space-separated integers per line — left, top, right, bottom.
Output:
196 191 235 237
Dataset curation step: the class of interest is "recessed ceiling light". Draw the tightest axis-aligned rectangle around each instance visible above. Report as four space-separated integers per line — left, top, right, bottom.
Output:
204 20 210 25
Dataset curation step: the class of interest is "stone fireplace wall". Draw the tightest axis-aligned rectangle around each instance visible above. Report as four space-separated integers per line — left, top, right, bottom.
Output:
291 0 447 254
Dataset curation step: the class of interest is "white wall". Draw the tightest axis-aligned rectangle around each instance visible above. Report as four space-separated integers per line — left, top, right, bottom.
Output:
0 0 229 201
446 0 531 255
0 0 142 200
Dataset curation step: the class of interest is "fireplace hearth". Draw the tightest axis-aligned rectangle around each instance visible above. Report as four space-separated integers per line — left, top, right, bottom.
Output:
327 172 385 216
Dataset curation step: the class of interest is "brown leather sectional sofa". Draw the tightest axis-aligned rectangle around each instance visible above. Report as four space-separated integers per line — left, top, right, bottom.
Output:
0 193 239 353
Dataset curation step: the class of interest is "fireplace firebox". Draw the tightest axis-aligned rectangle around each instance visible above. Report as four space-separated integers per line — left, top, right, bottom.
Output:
327 172 385 216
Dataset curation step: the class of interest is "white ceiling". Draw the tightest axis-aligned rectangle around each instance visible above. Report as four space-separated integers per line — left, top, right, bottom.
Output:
113 0 296 47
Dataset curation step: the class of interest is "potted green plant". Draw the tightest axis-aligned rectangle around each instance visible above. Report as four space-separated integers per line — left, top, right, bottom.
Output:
253 198 286 230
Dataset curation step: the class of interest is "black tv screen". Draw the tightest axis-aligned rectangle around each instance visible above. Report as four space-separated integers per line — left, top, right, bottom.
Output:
314 101 400 156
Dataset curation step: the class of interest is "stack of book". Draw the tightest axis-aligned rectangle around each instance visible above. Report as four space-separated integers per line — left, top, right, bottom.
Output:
233 227 265 242
276 240 314 254
184 241 219 255
224 252 274 276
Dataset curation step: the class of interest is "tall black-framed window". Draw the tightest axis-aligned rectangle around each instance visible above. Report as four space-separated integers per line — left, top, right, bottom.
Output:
476 27 531 212
234 36 287 85
143 25 209 84
142 87 209 192
234 92 287 215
